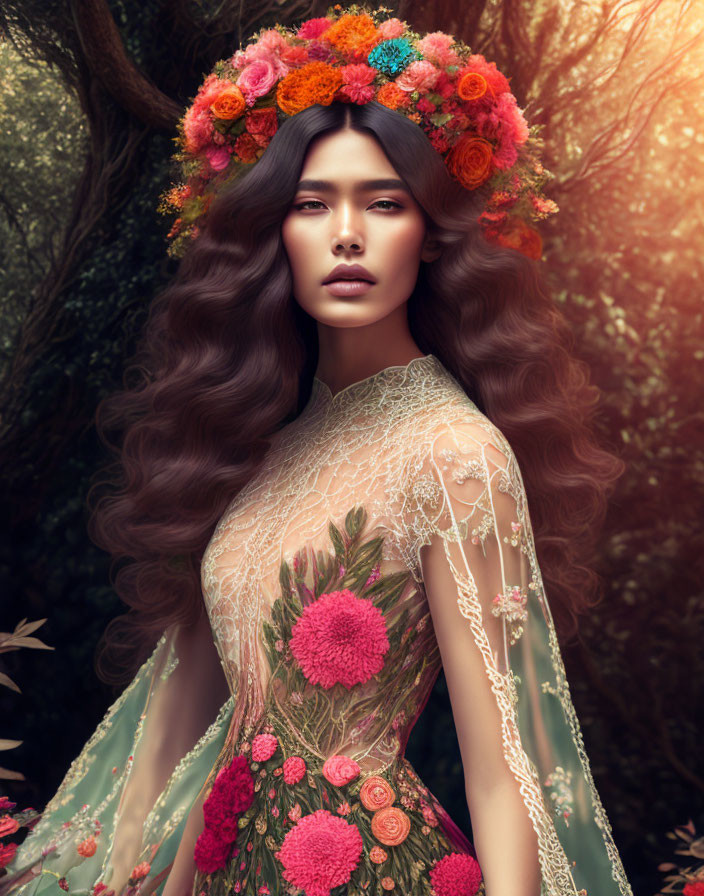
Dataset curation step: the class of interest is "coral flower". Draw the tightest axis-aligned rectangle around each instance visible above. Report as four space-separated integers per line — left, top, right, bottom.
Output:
359 776 395 811
130 862 151 881
370 806 411 846
369 845 388 863
457 72 487 102
429 852 483 896
0 815 19 837
276 809 363 896
77 835 97 857
381 879 396 891
290 589 389 689
252 734 279 762
322 754 361 786
375 83 409 110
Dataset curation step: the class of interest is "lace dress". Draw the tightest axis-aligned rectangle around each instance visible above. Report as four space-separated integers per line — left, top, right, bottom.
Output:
4 354 633 896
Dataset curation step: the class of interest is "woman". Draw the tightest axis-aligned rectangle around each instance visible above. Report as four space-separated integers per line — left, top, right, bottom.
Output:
2 7 633 896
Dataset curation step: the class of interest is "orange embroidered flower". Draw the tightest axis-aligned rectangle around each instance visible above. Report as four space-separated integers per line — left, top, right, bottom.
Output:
457 72 487 102
322 13 380 62
369 846 388 863
210 85 246 120
77 835 97 857
446 134 493 190
276 62 344 116
375 83 408 110
371 806 410 846
381 878 396 891
359 776 395 811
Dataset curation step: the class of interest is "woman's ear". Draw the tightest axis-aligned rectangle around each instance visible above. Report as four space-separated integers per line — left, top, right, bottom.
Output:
421 232 443 263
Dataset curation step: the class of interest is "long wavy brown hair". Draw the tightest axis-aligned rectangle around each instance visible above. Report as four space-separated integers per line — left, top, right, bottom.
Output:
88 99 624 684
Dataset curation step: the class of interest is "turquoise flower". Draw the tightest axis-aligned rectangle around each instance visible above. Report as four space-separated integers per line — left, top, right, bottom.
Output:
367 39 419 77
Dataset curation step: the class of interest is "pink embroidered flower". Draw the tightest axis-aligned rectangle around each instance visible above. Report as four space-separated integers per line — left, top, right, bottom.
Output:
422 804 439 827
0 798 16 811
297 18 333 40
336 802 351 815
429 853 483 896
92 884 108 896
395 61 441 94
415 31 461 67
322 754 361 787
252 734 279 761
58 878 69 892
194 827 231 873
288 803 302 822
289 589 389 689
377 18 405 39
236 60 280 107
340 64 376 103
203 755 254 841
283 756 307 785
276 809 363 896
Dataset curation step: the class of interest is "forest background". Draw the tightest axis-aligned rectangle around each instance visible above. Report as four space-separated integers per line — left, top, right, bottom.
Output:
0 1 702 894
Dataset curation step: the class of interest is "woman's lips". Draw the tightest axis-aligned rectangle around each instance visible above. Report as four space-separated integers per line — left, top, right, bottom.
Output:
323 280 374 297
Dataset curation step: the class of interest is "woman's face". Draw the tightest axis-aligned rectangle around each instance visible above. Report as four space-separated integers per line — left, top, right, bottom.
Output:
281 127 434 329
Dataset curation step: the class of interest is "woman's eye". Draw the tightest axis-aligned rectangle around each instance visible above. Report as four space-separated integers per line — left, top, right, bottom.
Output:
293 199 402 211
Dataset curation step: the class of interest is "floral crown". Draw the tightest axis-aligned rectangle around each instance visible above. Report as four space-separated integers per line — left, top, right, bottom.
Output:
159 3 558 260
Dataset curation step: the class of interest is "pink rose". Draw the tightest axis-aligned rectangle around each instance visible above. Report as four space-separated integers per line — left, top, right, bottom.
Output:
205 145 231 171
236 60 279 106
322 754 361 787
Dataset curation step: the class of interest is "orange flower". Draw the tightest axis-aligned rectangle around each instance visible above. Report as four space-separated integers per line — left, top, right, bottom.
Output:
323 13 380 62
369 846 388 864
457 72 487 102
446 134 494 190
375 83 408 110
359 776 395 811
489 217 543 260
210 85 246 120
276 62 344 116
381 878 396 891
77 835 97 857
371 806 410 846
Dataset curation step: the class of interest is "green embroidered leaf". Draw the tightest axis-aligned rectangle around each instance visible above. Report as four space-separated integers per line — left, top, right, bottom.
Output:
278 560 291 594
328 520 346 559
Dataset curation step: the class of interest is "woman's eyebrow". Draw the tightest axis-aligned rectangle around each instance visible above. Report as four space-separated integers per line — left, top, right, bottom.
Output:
295 178 410 193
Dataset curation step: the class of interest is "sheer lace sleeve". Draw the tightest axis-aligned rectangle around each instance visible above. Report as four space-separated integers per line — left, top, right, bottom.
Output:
406 412 633 896
3 612 233 896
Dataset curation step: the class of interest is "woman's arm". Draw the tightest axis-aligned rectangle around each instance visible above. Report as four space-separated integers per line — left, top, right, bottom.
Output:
109 609 230 896
421 534 542 896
